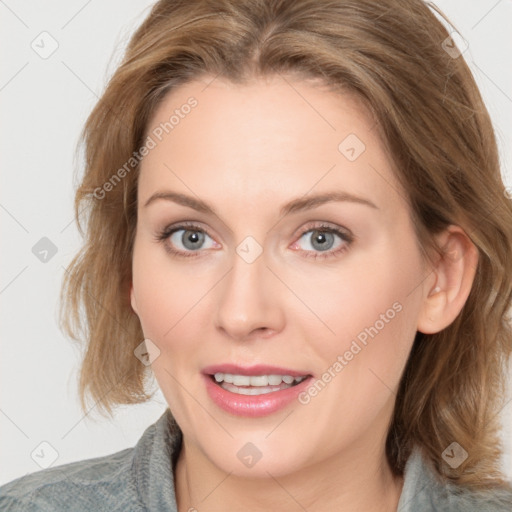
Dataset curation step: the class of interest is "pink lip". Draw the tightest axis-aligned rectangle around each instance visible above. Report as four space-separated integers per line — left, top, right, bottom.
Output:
202 364 313 418
202 364 310 377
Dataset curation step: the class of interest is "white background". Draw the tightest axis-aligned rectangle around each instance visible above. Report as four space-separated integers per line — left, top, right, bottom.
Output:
1 0 511 485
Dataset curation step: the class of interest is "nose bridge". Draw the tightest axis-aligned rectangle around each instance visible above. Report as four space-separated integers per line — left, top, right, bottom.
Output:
214 238 283 340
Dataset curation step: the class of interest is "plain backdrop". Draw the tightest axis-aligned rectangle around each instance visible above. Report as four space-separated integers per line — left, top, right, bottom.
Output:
1 0 511 486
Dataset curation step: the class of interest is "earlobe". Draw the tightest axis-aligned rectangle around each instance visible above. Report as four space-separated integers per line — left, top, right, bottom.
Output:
417 225 479 334
130 284 138 315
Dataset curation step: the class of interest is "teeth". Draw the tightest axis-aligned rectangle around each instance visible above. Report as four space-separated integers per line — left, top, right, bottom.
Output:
213 373 307 387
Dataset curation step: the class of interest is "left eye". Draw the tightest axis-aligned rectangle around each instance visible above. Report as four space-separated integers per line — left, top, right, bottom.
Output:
293 228 349 254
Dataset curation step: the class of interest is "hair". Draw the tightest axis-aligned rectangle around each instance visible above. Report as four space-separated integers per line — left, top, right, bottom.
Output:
60 0 512 490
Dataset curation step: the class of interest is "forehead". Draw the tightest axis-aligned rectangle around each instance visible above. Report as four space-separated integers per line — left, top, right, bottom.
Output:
139 75 405 216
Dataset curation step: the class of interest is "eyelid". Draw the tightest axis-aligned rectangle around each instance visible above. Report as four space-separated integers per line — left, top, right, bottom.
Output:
294 220 353 239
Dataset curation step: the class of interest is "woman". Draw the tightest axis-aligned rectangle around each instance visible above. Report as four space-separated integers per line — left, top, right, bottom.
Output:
1 0 512 510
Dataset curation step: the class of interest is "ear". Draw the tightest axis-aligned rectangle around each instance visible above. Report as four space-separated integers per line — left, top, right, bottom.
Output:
417 225 479 334
130 283 139 315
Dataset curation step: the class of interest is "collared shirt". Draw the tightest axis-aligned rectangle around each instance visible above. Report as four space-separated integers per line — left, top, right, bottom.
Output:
1 408 511 511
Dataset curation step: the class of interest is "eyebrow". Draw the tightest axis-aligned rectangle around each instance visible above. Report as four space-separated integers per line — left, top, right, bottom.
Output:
143 190 378 216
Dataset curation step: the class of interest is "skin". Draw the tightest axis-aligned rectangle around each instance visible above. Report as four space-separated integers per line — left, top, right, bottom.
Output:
130 74 478 511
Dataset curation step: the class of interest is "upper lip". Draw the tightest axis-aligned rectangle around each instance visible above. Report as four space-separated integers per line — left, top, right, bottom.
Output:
202 364 312 377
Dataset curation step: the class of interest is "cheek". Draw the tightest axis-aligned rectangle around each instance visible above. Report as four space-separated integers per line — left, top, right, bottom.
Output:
303 244 423 375
131 241 202 340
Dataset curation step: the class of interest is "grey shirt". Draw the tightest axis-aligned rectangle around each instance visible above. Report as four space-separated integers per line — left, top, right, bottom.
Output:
1 408 511 511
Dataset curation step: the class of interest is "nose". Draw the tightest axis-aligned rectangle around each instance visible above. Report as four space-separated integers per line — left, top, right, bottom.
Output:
214 243 285 342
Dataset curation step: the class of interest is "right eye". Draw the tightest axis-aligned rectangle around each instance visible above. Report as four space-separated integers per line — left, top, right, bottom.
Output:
156 222 220 258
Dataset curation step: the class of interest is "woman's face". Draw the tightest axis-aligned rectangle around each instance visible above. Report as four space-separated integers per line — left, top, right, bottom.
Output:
131 75 430 477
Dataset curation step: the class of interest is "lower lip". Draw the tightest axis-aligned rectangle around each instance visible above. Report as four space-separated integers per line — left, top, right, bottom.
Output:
203 374 313 417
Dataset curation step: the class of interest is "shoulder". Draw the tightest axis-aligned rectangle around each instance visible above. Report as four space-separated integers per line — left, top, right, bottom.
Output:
399 447 512 512
0 410 179 512
430 482 512 512
0 446 142 512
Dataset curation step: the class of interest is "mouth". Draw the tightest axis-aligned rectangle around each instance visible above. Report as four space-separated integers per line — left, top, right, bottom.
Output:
208 372 310 396
203 367 314 417
201 364 314 416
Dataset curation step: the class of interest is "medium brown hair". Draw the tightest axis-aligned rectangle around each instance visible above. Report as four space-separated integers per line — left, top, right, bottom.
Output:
60 0 512 489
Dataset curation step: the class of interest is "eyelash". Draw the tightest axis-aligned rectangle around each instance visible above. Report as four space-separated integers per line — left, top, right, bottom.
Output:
154 221 354 261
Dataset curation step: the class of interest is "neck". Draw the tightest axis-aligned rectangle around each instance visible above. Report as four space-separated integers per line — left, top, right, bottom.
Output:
174 439 404 512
